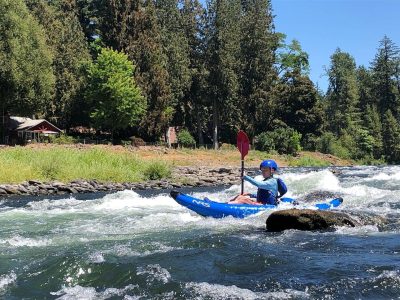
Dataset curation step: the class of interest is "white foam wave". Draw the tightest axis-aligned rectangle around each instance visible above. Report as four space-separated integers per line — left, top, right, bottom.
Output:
369 171 400 181
185 282 309 299
51 284 139 300
94 190 181 211
136 264 171 284
1 235 50 247
0 272 17 291
334 225 380 235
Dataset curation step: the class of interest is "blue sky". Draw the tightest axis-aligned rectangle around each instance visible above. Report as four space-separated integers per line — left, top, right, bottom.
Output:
272 0 400 92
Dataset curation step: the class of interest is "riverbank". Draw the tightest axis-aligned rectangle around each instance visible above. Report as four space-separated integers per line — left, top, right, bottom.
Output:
0 144 353 197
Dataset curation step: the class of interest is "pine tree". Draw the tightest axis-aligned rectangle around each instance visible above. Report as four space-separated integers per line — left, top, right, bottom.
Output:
356 66 374 111
382 109 400 163
27 0 92 128
276 71 324 138
239 0 278 138
181 0 208 144
325 49 360 136
363 105 383 159
156 0 191 120
206 0 242 148
0 0 54 116
371 36 400 118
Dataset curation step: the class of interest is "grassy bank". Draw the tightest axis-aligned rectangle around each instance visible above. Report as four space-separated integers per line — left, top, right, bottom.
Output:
0 145 352 184
0 146 171 184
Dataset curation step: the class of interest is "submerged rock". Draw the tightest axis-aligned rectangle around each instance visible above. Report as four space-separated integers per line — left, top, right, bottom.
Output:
266 209 360 232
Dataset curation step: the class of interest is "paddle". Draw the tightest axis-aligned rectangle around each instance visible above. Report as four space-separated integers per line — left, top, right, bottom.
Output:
236 130 250 195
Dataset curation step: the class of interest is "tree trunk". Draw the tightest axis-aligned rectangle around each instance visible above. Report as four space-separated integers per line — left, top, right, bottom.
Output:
212 97 218 149
196 105 204 145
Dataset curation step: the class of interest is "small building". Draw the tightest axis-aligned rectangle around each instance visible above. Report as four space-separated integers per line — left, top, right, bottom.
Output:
4 116 62 145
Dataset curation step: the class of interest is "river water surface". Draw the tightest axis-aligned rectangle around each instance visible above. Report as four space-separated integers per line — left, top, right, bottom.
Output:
1 166 400 299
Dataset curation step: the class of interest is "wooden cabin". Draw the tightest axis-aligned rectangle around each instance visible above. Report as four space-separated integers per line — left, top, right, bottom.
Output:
4 116 62 145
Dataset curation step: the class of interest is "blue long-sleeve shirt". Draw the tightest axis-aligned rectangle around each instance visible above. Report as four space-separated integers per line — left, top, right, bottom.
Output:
243 175 278 203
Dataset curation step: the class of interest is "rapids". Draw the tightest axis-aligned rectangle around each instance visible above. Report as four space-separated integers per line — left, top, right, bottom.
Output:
1 166 400 299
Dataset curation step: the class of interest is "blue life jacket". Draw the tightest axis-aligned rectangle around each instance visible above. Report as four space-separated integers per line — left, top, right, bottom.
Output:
256 178 287 205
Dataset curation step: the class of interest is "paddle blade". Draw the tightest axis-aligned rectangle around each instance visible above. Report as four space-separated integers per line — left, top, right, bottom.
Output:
237 130 250 159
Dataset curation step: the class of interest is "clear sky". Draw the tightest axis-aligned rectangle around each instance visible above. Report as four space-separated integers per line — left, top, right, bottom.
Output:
272 0 400 92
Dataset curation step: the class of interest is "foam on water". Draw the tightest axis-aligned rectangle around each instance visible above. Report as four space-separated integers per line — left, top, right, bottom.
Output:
51 284 139 300
0 272 16 291
185 282 309 299
0 235 51 247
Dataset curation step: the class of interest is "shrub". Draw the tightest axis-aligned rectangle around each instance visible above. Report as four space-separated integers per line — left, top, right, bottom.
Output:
177 129 196 148
254 127 302 155
49 134 77 144
143 161 172 180
316 132 350 159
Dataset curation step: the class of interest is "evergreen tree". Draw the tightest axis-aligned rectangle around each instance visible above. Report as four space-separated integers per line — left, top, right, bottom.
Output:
0 0 54 116
371 36 400 118
206 0 242 148
363 104 383 159
239 0 278 138
276 71 324 139
356 66 374 111
85 48 146 135
181 0 208 144
27 0 91 128
325 49 360 136
156 0 191 121
382 109 400 163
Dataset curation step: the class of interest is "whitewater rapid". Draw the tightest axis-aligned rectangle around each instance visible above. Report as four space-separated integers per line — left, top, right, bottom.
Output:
1 166 400 299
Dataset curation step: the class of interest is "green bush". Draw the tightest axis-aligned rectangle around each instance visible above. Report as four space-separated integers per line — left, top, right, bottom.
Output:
316 132 350 159
143 161 172 180
254 127 302 155
177 129 196 148
49 134 77 144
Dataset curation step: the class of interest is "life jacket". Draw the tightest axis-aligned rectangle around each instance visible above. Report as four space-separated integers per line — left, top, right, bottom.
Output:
256 177 287 205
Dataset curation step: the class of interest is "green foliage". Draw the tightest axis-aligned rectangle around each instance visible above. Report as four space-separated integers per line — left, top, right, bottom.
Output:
143 161 172 180
48 134 77 144
382 110 400 163
0 147 172 183
85 48 146 132
287 155 331 167
177 129 196 147
27 0 92 127
316 132 351 159
277 38 310 75
0 0 55 116
254 127 302 155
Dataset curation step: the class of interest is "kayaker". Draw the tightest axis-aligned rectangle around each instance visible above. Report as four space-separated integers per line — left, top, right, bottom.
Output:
229 159 287 205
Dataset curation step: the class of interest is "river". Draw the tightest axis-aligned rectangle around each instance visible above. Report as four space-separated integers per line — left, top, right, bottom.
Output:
1 166 400 299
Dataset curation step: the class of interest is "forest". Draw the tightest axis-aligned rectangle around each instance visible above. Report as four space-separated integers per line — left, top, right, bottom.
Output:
1 0 400 163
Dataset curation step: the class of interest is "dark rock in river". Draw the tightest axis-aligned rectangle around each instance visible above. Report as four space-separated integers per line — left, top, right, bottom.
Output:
266 209 360 232
296 190 343 203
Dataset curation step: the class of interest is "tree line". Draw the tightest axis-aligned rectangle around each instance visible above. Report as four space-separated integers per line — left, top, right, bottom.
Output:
0 0 399 163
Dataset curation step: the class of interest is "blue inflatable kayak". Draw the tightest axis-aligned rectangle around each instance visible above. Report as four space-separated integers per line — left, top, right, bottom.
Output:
170 190 343 218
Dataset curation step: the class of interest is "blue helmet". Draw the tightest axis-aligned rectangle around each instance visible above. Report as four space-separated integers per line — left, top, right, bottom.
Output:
260 159 278 171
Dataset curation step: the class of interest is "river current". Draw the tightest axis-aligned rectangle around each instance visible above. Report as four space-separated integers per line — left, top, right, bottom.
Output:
1 166 400 299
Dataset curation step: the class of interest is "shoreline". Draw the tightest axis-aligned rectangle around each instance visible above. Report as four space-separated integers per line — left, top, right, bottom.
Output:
0 165 346 198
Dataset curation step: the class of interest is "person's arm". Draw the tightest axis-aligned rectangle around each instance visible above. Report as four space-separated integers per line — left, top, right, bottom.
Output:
243 175 276 190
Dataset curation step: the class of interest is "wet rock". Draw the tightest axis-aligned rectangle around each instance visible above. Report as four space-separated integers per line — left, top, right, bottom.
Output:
3 186 21 195
28 180 42 185
297 190 343 203
0 188 7 195
266 209 360 232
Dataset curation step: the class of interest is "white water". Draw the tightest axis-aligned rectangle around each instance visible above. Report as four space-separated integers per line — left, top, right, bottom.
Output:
1 166 400 299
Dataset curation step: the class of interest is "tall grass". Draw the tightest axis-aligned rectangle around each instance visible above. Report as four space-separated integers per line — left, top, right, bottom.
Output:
287 155 331 167
0 147 171 183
